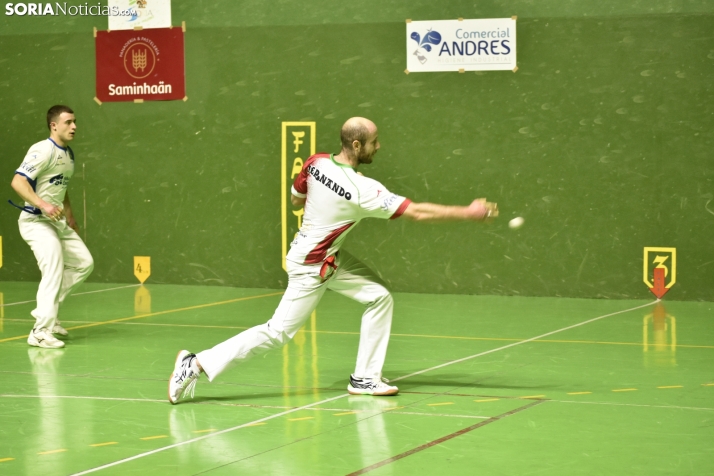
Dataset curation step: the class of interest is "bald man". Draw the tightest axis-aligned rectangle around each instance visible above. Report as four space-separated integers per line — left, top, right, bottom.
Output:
168 117 498 403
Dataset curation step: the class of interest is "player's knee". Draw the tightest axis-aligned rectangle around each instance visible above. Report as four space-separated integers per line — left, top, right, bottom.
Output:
274 331 292 347
265 322 292 348
79 254 94 277
83 256 95 275
371 287 393 309
383 292 394 309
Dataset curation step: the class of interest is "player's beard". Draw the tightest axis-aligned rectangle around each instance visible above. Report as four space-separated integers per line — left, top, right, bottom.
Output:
357 148 376 164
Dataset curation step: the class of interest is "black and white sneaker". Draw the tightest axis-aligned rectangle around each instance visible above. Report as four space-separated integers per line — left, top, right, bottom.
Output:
27 328 65 349
347 374 399 396
168 350 201 404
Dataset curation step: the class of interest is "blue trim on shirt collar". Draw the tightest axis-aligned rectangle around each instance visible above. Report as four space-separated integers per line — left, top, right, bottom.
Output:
48 137 67 151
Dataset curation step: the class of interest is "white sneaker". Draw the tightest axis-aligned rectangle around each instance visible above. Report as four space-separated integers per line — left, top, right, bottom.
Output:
347 375 399 396
52 324 69 336
168 350 201 404
27 328 65 349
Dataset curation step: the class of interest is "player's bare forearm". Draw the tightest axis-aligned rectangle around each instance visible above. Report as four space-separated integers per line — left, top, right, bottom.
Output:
402 202 466 221
402 199 498 222
11 174 63 220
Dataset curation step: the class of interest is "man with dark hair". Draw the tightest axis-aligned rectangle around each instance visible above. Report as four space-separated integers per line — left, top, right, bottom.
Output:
168 116 498 403
46 105 74 130
10 105 94 349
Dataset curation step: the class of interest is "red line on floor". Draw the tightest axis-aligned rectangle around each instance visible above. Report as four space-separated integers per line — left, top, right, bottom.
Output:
346 400 544 476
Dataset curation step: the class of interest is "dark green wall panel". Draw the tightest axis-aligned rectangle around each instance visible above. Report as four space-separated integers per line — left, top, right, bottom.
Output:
1 2 712 300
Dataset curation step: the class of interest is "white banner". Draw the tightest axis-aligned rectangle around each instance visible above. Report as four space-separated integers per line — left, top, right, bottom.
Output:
406 18 517 73
108 0 172 30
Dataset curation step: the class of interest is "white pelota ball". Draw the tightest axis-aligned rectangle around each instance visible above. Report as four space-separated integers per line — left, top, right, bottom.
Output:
509 217 524 229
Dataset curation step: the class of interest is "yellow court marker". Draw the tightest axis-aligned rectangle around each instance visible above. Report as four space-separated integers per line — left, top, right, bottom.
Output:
134 256 150 284
703 383 714 387
0 291 284 344
567 392 592 395
246 422 267 427
140 435 168 441
474 398 500 403
0 458 15 463
612 388 638 392
333 412 357 416
90 442 118 447
657 385 683 389
520 395 546 399
193 429 217 434
427 402 455 406
384 406 404 411
288 417 314 422
38 449 67 455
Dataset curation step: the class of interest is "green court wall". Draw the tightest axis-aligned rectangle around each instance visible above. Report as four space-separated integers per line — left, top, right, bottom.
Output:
1 1 712 301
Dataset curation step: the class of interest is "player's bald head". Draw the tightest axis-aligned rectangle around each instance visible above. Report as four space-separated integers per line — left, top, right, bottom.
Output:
340 117 377 150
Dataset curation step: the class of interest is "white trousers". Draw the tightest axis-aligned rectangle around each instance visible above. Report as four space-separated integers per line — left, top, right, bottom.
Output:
197 251 394 381
18 214 94 331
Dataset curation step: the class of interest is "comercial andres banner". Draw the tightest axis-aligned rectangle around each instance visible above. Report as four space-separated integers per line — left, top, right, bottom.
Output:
406 17 517 73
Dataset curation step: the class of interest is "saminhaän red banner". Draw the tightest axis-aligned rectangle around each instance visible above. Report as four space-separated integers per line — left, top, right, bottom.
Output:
95 27 185 102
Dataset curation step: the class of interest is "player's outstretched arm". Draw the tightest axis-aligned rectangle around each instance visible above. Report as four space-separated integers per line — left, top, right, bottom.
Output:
402 199 498 222
10 174 64 221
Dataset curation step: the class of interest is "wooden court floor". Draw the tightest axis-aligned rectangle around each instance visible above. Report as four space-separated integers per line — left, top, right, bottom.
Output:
0 282 712 475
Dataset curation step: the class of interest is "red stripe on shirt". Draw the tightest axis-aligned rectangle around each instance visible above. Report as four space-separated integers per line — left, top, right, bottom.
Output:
304 222 355 264
292 153 330 195
390 198 412 220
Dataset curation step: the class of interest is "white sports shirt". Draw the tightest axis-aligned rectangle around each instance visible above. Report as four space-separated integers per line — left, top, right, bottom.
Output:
288 153 411 265
15 138 74 212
